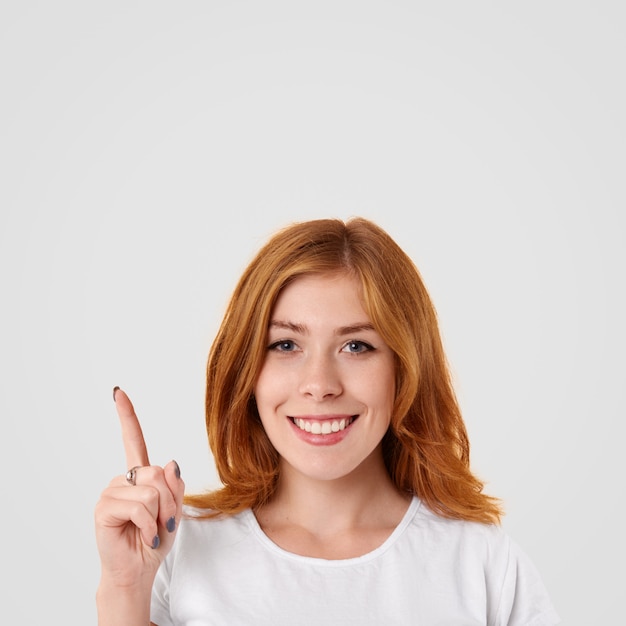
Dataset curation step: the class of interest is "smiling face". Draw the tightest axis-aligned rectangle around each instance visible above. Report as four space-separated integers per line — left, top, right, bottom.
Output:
253 272 396 484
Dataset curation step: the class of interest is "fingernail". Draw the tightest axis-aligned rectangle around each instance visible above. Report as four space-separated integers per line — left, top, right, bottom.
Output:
167 516 176 533
112 386 120 401
151 534 160 549
173 460 181 479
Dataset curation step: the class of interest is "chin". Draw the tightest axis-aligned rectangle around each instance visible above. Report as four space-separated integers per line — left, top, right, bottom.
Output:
283 457 367 483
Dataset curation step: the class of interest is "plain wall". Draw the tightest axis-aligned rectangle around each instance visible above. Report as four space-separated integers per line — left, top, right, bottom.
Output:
1 2 624 623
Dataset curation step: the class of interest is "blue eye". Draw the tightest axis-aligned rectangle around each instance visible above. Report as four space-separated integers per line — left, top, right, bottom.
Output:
343 340 374 354
268 339 297 352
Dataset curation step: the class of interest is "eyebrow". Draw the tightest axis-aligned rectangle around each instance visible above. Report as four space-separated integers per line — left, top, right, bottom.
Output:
269 320 376 336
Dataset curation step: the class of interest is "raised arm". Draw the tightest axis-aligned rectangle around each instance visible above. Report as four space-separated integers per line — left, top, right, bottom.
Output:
95 387 185 626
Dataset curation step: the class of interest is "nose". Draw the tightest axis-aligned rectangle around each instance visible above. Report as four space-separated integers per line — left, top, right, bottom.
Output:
298 352 343 400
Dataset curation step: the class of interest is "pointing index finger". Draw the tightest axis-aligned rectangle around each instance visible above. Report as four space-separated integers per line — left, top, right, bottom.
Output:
113 387 150 469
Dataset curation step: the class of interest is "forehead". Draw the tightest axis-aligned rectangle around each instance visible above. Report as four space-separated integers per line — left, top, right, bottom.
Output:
271 272 368 318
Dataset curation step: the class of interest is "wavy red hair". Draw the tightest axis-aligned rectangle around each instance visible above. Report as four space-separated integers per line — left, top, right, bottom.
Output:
185 217 502 524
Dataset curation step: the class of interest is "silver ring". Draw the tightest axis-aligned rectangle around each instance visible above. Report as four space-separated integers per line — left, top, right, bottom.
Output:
125 466 141 486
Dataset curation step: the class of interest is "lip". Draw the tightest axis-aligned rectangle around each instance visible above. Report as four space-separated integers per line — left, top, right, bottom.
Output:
288 414 358 446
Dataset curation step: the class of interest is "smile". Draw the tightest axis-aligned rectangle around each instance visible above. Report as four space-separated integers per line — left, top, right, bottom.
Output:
290 416 357 435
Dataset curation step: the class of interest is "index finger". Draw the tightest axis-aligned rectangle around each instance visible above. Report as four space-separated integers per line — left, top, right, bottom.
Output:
113 386 150 469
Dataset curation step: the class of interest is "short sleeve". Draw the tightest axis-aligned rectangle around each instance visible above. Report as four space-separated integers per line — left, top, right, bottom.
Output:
150 554 174 626
492 536 560 626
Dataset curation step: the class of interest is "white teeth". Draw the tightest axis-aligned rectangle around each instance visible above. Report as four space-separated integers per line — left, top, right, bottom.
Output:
294 417 353 434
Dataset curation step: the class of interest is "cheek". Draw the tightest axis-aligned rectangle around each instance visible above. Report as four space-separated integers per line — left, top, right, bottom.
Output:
254 363 284 410
375 376 397 428
364 362 396 408
253 367 290 442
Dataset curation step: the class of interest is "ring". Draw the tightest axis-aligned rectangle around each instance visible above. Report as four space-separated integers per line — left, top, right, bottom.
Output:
125 466 142 486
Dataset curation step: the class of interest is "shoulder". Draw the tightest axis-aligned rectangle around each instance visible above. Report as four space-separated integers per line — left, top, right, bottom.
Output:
164 506 254 561
403 501 560 623
178 505 253 537
407 498 511 555
403 500 537 589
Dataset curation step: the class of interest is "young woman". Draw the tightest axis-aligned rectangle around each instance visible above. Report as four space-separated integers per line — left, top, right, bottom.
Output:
95 217 560 625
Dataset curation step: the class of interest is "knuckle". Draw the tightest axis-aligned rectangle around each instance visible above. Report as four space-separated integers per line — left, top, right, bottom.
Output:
135 484 160 509
139 465 163 483
94 497 108 520
129 498 154 522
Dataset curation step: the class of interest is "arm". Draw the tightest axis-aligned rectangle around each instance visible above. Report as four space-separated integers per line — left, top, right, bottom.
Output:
95 388 185 626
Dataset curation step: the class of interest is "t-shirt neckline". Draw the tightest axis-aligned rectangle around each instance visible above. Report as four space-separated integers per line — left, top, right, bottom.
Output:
243 495 421 567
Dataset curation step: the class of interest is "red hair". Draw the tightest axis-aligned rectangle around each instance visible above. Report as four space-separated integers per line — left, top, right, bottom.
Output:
185 217 503 524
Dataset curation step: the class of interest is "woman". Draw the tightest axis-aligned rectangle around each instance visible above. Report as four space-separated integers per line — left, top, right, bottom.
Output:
95 217 560 624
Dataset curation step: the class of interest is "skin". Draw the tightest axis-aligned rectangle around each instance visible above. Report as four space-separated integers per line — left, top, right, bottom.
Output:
94 272 409 624
253 273 410 559
95 389 184 626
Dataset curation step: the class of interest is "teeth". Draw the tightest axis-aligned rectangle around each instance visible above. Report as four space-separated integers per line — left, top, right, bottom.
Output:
294 417 353 434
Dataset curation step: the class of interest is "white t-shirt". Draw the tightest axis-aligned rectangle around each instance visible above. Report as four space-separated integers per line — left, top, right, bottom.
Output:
151 497 559 625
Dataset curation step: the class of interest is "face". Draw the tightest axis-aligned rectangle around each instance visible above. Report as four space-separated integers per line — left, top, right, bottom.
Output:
254 272 396 484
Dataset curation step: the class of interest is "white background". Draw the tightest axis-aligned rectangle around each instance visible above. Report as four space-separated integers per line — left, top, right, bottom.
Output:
1 2 624 623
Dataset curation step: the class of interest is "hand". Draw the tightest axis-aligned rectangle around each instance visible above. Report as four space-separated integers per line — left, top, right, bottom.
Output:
95 387 185 590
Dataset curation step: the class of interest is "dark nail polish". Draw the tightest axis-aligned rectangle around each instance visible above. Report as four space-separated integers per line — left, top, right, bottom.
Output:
151 534 160 549
112 386 120 401
173 460 181 479
167 516 176 533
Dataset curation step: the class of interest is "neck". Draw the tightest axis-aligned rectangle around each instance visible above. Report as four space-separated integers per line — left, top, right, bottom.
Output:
258 447 410 536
